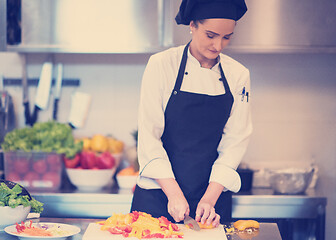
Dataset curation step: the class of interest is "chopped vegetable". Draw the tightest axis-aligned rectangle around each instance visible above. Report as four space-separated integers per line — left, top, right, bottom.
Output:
0 183 43 213
14 221 72 237
97 211 183 239
1 121 82 158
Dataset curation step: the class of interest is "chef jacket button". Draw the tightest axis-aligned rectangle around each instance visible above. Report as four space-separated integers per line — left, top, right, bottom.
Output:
185 72 188 75
173 90 177 95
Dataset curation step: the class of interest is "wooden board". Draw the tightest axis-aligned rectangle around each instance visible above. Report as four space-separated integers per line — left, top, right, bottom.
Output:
83 223 228 240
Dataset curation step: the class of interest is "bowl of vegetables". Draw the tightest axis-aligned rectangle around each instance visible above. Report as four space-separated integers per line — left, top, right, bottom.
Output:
0 181 43 230
64 151 117 191
116 167 139 189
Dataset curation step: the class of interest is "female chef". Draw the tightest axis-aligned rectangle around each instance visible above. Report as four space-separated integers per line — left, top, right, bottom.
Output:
131 0 252 227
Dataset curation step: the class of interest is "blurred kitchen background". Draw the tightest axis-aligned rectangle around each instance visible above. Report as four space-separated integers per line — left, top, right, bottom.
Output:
0 0 336 239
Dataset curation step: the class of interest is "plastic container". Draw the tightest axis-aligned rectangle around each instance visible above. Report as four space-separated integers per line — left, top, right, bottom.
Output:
4 151 63 191
266 167 315 194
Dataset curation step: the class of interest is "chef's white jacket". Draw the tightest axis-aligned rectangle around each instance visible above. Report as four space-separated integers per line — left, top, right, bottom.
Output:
137 44 252 193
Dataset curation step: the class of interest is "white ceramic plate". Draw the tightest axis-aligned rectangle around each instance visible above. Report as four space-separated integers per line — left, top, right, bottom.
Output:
4 222 81 240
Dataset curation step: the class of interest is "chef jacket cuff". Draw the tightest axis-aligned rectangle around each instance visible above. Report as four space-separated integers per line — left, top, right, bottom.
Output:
210 166 241 193
140 158 175 180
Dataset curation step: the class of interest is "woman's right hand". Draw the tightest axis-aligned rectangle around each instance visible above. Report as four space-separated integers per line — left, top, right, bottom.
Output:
167 195 190 222
156 178 189 222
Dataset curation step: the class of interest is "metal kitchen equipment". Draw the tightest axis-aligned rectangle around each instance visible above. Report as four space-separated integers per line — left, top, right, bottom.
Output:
0 76 16 144
266 166 315 194
1 0 336 53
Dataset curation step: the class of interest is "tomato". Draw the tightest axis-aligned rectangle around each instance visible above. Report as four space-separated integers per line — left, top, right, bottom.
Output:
149 233 165 238
130 211 140 222
96 151 115 169
6 171 21 182
47 154 61 172
42 172 61 187
63 154 80 168
108 227 123 234
32 160 48 174
80 151 97 169
24 172 40 186
13 159 30 174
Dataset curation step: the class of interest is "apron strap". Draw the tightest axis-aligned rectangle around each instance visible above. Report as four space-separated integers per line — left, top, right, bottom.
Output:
219 62 231 94
173 42 190 92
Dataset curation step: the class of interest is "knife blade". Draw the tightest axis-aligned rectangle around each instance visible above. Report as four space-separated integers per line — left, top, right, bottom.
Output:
53 63 63 120
20 54 31 125
30 60 53 125
184 215 200 231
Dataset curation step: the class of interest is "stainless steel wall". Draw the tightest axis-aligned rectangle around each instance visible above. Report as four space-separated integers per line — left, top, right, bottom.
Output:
2 0 336 53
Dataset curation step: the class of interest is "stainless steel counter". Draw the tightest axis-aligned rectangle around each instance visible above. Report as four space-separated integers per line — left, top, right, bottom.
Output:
30 187 326 240
0 218 282 240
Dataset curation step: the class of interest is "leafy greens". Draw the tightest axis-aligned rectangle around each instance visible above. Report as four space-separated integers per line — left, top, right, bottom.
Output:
0 183 44 213
1 121 82 158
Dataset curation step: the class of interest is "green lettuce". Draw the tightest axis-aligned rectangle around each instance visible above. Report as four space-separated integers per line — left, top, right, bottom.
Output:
0 183 44 213
1 121 82 158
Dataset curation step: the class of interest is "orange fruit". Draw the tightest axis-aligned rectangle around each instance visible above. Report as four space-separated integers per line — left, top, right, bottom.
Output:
107 137 124 153
118 167 138 176
82 137 91 151
90 134 109 152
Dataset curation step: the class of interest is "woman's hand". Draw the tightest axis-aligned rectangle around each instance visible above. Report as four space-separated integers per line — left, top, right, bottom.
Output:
167 195 190 222
195 200 220 227
195 182 225 227
156 178 189 222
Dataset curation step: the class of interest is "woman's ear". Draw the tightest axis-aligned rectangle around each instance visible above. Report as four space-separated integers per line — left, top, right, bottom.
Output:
190 20 196 33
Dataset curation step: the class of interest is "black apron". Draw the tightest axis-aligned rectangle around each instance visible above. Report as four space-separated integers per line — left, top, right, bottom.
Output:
131 43 234 223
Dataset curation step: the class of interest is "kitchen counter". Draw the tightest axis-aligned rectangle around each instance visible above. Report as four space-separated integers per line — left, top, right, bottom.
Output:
29 186 326 240
0 217 282 240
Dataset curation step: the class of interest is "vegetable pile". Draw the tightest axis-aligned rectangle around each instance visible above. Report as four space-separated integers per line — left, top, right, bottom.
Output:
97 211 183 239
0 183 43 213
1 121 82 158
15 221 72 237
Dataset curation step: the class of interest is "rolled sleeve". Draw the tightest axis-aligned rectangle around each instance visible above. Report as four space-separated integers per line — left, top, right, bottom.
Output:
210 67 253 193
137 55 176 189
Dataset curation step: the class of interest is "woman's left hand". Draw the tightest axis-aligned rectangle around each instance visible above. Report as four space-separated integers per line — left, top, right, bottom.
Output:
195 201 220 227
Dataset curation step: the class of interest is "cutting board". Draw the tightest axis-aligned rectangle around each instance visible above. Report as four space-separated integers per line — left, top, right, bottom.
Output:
83 223 228 240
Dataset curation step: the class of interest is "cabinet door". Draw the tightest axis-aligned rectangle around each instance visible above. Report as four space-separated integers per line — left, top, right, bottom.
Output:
5 0 163 53
171 0 336 53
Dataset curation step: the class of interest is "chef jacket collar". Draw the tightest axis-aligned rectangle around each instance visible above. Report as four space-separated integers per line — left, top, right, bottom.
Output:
187 46 221 73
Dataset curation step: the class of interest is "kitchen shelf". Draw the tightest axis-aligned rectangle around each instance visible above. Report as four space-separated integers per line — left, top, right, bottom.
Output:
5 44 168 54
3 78 80 87
5 44 336 54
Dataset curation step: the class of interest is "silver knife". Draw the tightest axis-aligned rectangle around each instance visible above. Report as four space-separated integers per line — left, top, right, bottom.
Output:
184 215 201 231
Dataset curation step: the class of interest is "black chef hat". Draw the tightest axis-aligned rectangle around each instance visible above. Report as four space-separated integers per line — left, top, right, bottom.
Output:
175 0 247 25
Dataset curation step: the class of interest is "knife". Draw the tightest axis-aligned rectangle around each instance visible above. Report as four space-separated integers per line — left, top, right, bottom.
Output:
20 54 31 125
184 215 200 231
30 60 53 125
53 63 63 121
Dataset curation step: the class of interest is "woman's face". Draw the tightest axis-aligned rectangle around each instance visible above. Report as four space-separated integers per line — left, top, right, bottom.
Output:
190 18 236 62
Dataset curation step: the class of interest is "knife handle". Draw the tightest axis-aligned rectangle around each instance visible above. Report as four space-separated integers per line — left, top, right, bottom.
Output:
23 101 31 125
30 105 40 126
53 99 59 120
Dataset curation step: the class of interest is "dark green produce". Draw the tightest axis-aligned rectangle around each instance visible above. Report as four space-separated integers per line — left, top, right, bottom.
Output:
1 121 82 158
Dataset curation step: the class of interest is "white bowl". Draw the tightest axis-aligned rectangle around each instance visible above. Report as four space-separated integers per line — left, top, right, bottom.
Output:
116 175 138 189
66 168 116 191
0 205 31 230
